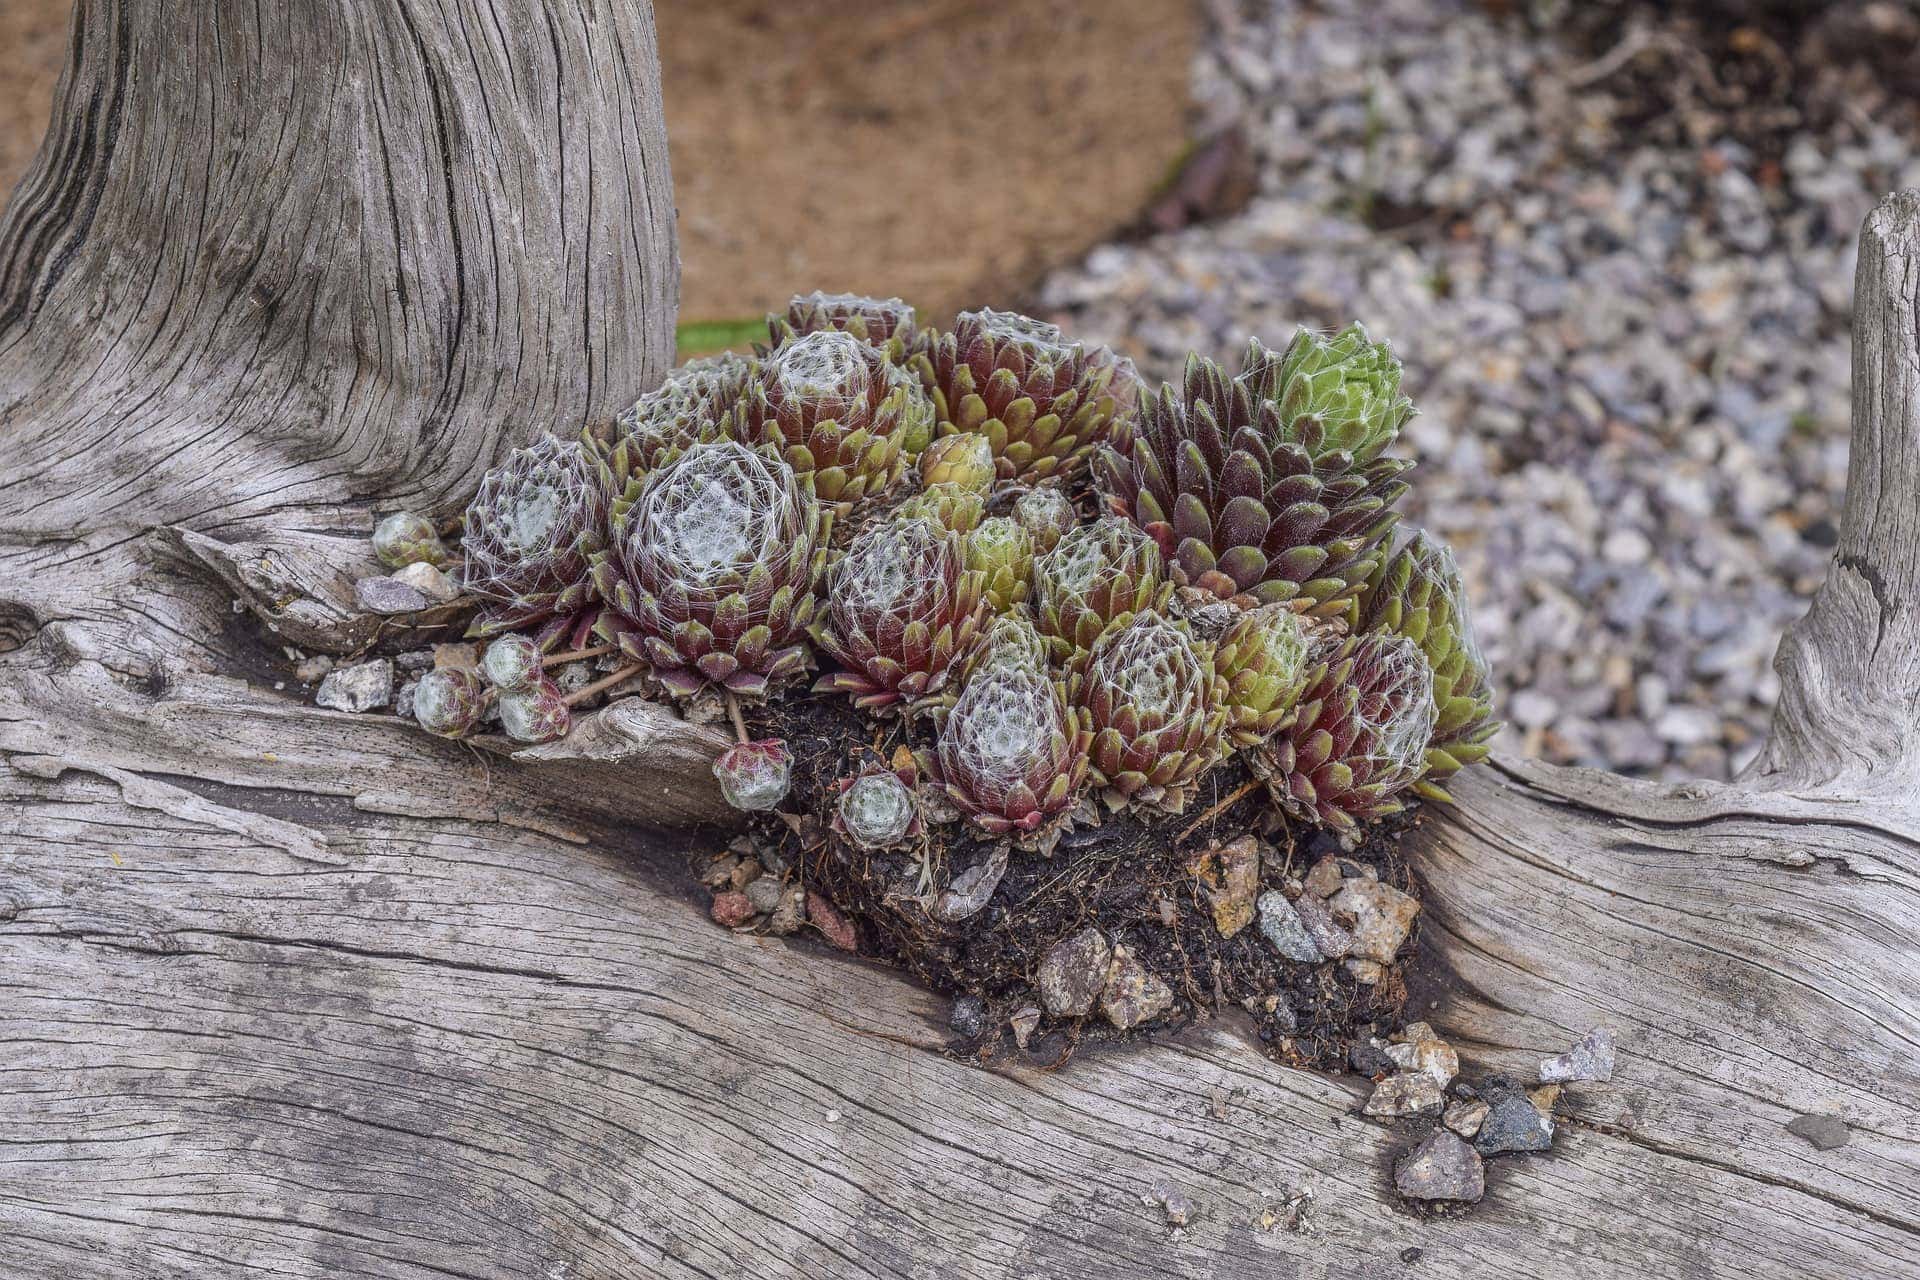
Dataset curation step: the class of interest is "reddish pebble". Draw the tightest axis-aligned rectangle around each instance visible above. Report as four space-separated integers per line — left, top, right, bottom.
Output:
710 891 754 928
807 891 857 952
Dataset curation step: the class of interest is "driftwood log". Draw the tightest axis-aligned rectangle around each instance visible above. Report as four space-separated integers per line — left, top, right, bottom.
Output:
2 3 1915 1277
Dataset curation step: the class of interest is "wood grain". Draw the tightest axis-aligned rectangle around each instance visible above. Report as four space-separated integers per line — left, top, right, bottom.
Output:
1 2 1916 1275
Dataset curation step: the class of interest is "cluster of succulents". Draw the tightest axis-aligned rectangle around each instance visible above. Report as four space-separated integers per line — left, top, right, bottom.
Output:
368 291 1499 847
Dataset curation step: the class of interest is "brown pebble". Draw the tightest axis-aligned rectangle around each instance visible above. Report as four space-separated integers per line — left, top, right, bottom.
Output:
709 891 754 928
807 891 858 952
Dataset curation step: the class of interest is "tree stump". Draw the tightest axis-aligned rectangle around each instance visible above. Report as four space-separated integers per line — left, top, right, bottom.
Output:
1 4 1914 1277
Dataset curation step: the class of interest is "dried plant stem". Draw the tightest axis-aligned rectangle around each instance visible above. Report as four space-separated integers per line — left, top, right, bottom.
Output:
1175 779 1261 844
562 663 646 707
725 692 750 744
543 643 612 668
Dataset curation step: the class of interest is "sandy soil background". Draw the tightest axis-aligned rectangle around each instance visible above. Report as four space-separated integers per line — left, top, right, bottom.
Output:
0 0 1200 330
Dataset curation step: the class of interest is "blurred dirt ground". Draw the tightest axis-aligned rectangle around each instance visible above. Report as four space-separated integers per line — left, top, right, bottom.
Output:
0 0 1200 332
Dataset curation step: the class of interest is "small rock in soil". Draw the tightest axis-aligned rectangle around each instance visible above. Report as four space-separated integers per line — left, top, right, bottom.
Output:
1475 1083 1555 1155
433 642 479 672
1786 1113 1850 1151
744 875 783 916
1388 1024 1460 1087
391 561 460 604
1038 927 1112 1018
1294 893 1355 958
710 891 753 929
354 575 428 615
1540 1027 1616 1083
394 648 436 674
1256 891 1322 962
699 854 740 889
294 654 334 684
1350 1037 1398 1078
1365 1073 1446 1118
1190 835 1262 937
1101 944 1174 1030
393 678 419 720
1395 1130 1485 1203
949 994 988 1039
1303 855 1346 898
1344 958 1387 985
806 891 857 952
1330 880 1420 963
729 859 763 892
1444 1099 1490 1138
316 659 393 712
1010 1005 1042 1050
766 884 806 936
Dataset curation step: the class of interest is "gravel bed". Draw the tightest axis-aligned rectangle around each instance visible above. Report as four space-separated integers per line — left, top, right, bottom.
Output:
1038 0 1920 778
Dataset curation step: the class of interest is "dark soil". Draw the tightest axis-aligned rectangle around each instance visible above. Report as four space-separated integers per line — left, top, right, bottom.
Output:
741 690 1420 1071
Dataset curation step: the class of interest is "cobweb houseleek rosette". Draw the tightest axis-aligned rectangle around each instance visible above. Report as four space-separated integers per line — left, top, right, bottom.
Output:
462 435 608 649
1096 346 1412 617
1353 529 1501 800
1069 610 1228 813
912 308 1130 485
1261 630 1437 841
1031 516 1173 663
1214 602 1318 747
765 291 920 370
734 329 930 519
924 663 1091 836
596 351 750 481
813 514 988 711
1237 324 1414 464
591 440 825 700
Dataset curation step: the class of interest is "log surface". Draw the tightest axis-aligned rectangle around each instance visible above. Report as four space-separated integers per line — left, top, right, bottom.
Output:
3 4 1918 1277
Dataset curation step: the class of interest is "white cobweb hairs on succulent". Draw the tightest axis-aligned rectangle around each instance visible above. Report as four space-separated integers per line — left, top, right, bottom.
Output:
1088 613 1201 719
1426 538 1489 677
1038 517 1153 609
627 441 801 602
941 666 1062 806
839 772 917 847
1358 633 1439 771
967 307 1078 367
795 290 914 323
768 329 871 417
833 516 951 617
466 435 593 579
974 612 1049 675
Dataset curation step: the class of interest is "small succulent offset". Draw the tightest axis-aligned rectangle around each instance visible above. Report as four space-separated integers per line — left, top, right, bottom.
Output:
928 662 1090 836
413 668 487 738
599 351 749 479
1071 610 1228 811
373 511 450 570
463 436 607 648
1238 325 1413 463
966 516 1036 615
1353 530 1501 799
914 308 1130 485
1214 604 1318 747
713 739 793 811
1263 631 1437 838
1031 517 1173 661
766 291 919 369
833 764 923 850
594 440 824 700
814 513 987 710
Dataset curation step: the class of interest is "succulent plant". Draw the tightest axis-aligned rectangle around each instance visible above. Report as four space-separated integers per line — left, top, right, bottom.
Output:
928 664 1090 835
412 668 487 738
814 514 987 710
1011 485 1076 553
1031 517 1172 661
598 351 750 484
373 511 449 570
961 611 1052 684
463 436 607 648
1353 530 1500 800
1214 604 1318 747
1237 325 1412 464
833 766 922 849
967 516 1035 614
913 308 1128 485
766 291 919 367
892 482 985 535
498 675 571 744
1096 347 1412 617
713 738 793 811
1264 631 1436 839
480 633 544 691
1070 611 1227 810
918 432 996 492
593 440 824 700
735 330 930 518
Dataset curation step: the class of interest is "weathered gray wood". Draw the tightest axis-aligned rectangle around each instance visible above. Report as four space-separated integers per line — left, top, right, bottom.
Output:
2 1 1918 1275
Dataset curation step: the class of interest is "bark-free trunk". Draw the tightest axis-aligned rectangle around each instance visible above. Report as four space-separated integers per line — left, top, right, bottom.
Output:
1 4 1914 1277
